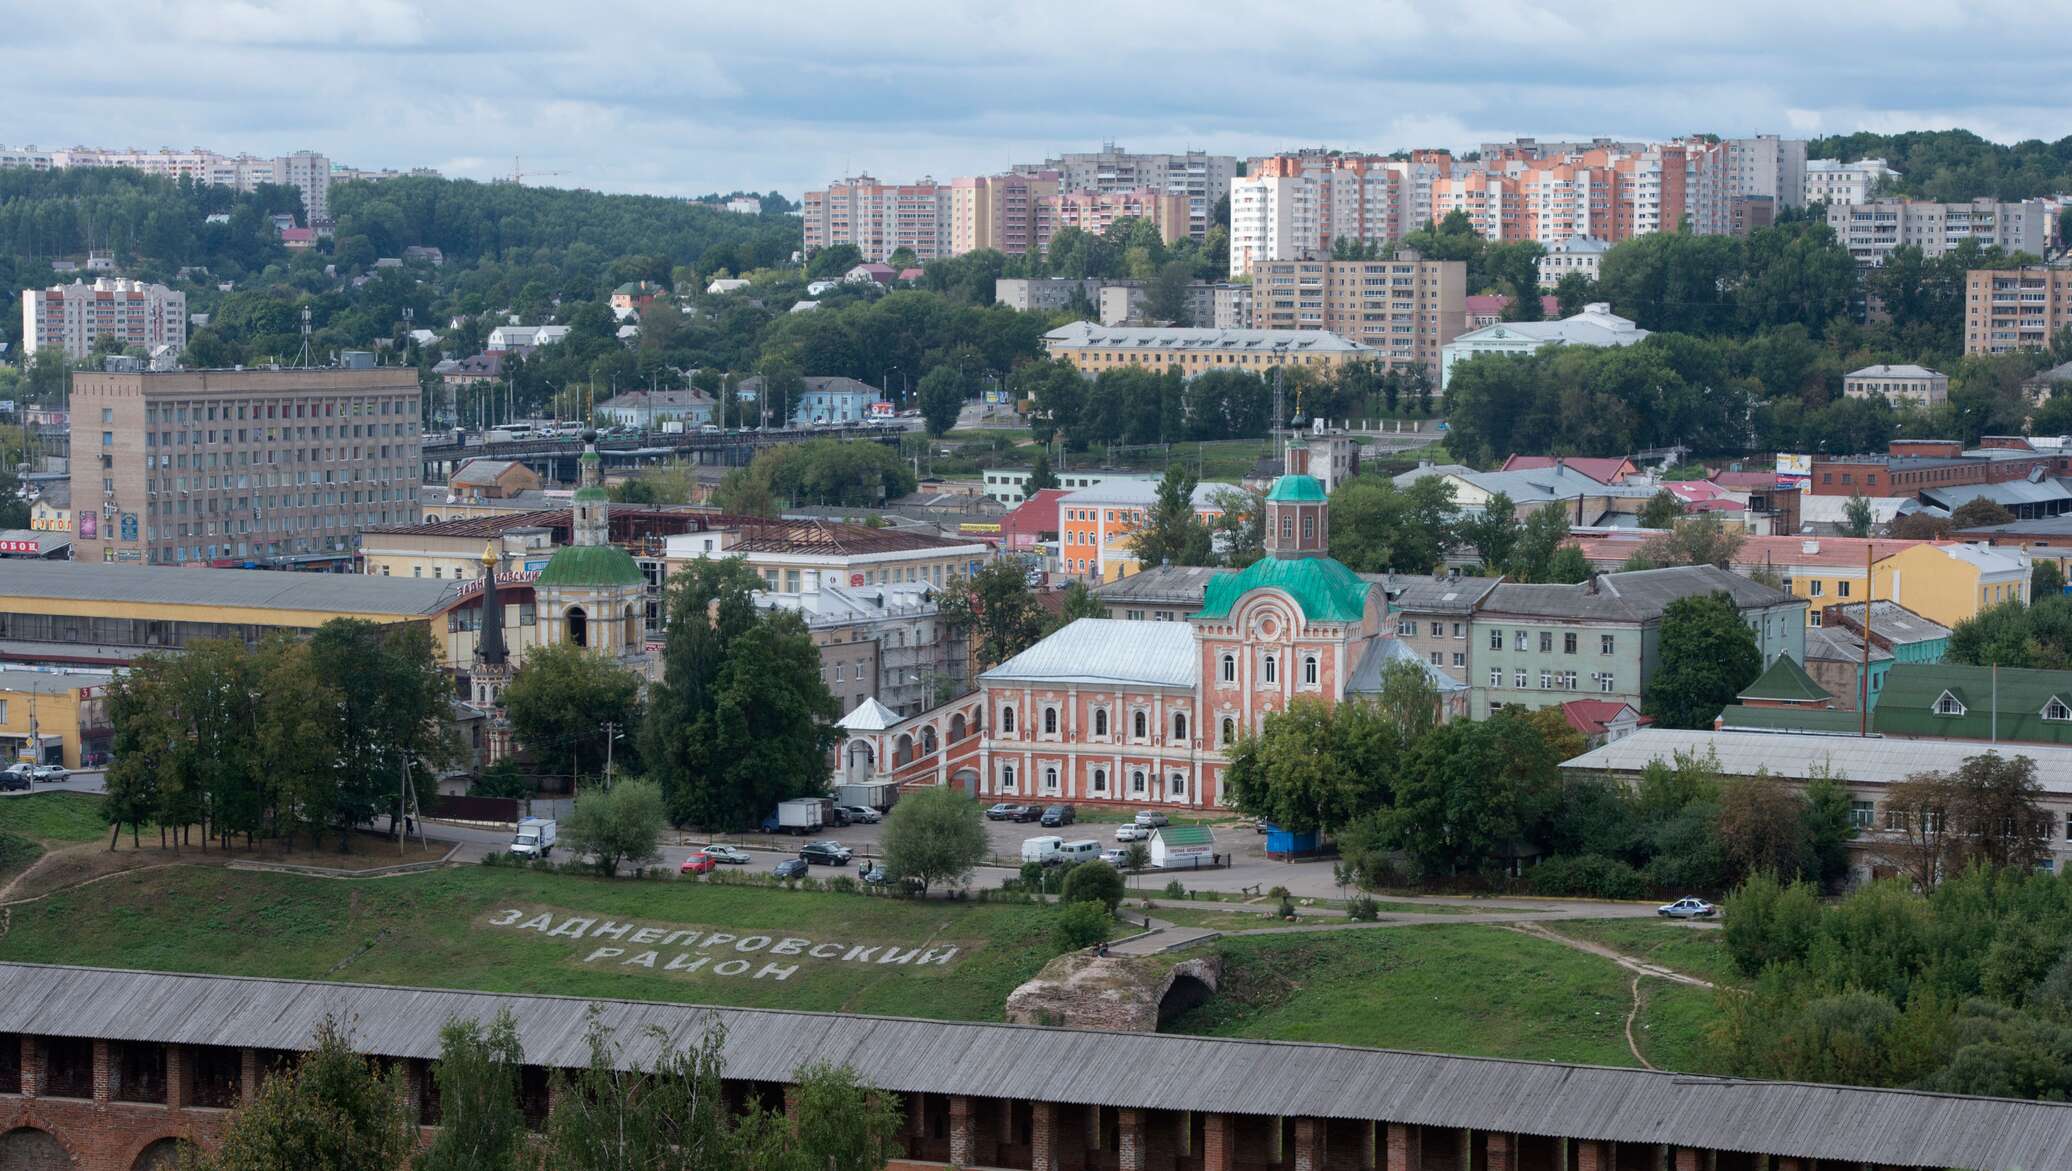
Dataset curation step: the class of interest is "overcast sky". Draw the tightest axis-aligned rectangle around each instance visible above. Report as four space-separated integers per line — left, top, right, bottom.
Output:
7 0 2066 199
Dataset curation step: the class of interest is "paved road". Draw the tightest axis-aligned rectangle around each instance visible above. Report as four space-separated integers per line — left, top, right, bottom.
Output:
0 769 107 799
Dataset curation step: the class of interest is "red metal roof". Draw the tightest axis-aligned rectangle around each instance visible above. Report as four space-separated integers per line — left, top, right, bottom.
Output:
1000 488 1067 548
1498 455 1635 484
1561 699 1650 736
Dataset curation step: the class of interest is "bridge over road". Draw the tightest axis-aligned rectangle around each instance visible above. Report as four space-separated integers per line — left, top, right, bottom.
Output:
421 423 910 483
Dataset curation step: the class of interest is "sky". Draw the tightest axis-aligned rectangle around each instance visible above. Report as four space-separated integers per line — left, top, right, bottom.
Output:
4 0 2068 200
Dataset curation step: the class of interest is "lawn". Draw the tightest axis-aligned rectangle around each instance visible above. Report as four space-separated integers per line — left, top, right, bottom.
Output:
0 792 108 843
1635 981 1722 1073
1551 919 1742 987
1164 924 1651 1068
0 864 1077 1022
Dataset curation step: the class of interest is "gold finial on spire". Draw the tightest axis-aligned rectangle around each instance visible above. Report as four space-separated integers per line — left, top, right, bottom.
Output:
481 540 498 567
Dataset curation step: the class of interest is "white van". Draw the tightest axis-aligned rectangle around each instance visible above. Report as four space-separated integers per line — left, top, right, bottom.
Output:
1055 839 1102 866
1020 836 1064 865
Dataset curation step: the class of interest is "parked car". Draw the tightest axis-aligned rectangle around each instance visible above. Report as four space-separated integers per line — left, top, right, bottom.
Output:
1099 848 1130 867
1114 823 1150 842
1013 804 1044 823
1040 804 1075 828
1133 810 1169 828
680 852 717 876
29 764 68 784
836 804 882 824
0 771 28 793
702 844 752 865
1658 897 1718 919
860 865 893 885
985 803 1026 821
772 858 809 879
800 840 854 866
0 765 31 788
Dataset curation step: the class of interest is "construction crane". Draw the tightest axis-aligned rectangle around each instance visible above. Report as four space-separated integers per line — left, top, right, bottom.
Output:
505 156 567 186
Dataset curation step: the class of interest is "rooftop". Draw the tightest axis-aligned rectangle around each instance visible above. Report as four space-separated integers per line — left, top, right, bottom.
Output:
1445 303 1649 350
1481 565 1799 624
1803 624 1892 664
0 560 458 616
1822 601 1952 645
1381 572 1503 613
1196 555 1372 625
2 964 2068 1171
1496 455 1634 485
1564 727 2072 797
1737 654 1833 705
981 619 1198 689
1560 699 1649 737
1059 480 1237 508
1346 637 1467 695
1092 564 1230 606
1874 663 2072 743
1043 321 1376 353
0 667 115 694
1846 364 1945 380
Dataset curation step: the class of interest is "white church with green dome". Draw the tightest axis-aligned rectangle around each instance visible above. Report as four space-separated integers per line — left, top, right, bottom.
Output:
851 436 1464 811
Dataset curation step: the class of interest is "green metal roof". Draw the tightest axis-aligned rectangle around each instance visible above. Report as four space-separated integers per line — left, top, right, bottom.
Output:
1872 663 2072 744
1265 474 1327 503
533 544 645 589
573 485 610 503
1156 825 1214 847
1193 554 1370 624
1715 705 1867 735
1738 655 1833 705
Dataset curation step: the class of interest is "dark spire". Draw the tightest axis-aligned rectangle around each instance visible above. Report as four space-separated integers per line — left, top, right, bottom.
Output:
475 541 508 667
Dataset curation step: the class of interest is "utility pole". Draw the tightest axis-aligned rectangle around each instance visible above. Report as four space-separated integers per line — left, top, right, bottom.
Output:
602 721 621 783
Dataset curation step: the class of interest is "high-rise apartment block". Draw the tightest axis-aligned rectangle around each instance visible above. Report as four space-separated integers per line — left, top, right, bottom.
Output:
811 171 1195 261
1053 189 1191 243
1249 254 1466 375
1827 199 2054 266
948 172 1060 256
1012 144 1237 240
1228 154 1447 277
1432 143 1690 245
69 368 423 567
800 175 951 262
22 279 187 361
1964 266 2072 356
0 146 356 221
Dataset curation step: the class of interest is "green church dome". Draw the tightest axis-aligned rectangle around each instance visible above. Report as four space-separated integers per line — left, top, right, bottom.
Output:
534 544 644 589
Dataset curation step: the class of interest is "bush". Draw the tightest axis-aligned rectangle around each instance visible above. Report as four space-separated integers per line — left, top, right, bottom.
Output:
1267 885 1290 899
828 876 857 895
1723 872 1823 979
1346 895 1379 922
1524 854 1648 899
1163 880 1187 899
1060 860 1125 911
1277 896 1298 919
1052 902 1110 951
1019 861 1047 887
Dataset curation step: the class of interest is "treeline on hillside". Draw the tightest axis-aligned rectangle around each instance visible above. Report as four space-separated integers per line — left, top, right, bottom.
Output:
1808 129 2072 203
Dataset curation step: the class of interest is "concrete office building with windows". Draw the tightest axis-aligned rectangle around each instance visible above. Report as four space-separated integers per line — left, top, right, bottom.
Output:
69 368 422 568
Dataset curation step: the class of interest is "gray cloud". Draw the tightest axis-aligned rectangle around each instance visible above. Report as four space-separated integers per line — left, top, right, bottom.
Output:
3 0 2067 198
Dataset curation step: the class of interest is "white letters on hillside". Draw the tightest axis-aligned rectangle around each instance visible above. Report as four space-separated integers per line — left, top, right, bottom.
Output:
488 909 959 982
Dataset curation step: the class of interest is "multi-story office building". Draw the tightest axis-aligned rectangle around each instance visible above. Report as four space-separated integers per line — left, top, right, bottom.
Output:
1012 144 1238 240
21 280 186 361
800 175 949 262
1966 265 2072 355
69 368 423 567
1249 254 1467 375
1827 199 2054 266
1803 158 1896 205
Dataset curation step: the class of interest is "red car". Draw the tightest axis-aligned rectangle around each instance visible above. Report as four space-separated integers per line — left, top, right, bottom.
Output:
679 852 716 876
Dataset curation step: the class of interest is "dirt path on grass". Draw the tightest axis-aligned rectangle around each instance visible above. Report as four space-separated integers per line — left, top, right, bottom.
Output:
1506 922 1714 1070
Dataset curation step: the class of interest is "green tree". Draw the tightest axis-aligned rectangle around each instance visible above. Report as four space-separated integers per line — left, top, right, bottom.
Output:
544 1012 742 1171
1502 504 1574 583
1224 698 1406 835
1023 449 1059 498
1061 859 1126 911
1715 772 1810 884
1643 592 1763 729
1638 489 1684 530
416 1011 530 1171
1552 271 1596 318
1327 475 1459 574
1638 513 1745 570
781 1061 906 1171
916 364 967 438
1951 497 2016 529
501 643 644 782
939 559 1048 669
1842 493 1876 539
193 1016 415 1171
1130 464 1214 568
307 619 455 849
561 777 667 877
1052 901 1110 950
1050 581 1108 629
1370 711 1563 878
880 784 988 893
2034 558 2066 600
1205 486 1265 568
1460 492 1520 570
1143 258 1197 324
1543 544 1593 584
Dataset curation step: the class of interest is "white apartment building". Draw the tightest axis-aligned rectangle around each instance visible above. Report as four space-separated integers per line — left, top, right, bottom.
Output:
1843 364 1948 408
1537 236 1610 288
1804 158 1897 206
0 146 394 222
1227 155 1437 277
1826 199 2054 266
21 279 187 361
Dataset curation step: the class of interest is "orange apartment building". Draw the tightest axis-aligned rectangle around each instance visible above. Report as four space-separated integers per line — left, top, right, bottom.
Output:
1965 265 2072 355
1249 254 1466 376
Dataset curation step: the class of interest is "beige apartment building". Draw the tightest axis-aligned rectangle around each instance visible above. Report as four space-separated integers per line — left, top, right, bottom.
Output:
22 279 186 360
1842 364 1948 407
947 172 1060 256
1041 323 1378 376
800 175 949 262
1965 266 2072 355
70 368 422 567
1249 255 1466 376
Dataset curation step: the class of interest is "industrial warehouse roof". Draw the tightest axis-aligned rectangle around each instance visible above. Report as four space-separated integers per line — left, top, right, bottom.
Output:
2 965 2069 1171
1563 728 2072 795
0 560 458 615
1043 321 1375 353
981 619 1198 689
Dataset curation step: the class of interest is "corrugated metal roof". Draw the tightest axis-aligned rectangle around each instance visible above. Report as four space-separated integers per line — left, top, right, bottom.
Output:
2 964 2067 1170
981 619 1197 689
0 560 458 616
1563 728 2072 795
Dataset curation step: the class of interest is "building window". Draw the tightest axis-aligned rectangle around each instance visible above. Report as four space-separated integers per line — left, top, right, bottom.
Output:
1093 708 1109 736
1263 655 1277 684
1514 670 1528 689
1809 580 1823 597
1173 712 1188 741
1452 652 1465 667
1221 717 1235 745
1539 632 1553 653
1000 706 1016 734
1303 656 1318 686
1935 692 1965 716
1539 670 1552 690
1000 764 1016 791
1170 772 1187 798
1597 673 1615 694
1600 634 1616 655
1043 707 1058 735
1839 581 1851 598
1490 668 1502 688
1131 769 1146 795
1133 710 1148 738
1091 768 1107 794
1488 629 1502 650
1564 632 1577 654
1429 622 1445 638
1221 653 1236 683
1850 801 1875 830
1044 767 1059 793
2045 699 2071 722
1515 630 1529 651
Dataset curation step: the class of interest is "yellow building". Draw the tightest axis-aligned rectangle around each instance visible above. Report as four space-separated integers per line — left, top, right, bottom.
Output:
1041 322 1377 376
662 520 991 594
1871 542 2031 630
0 669 114 768
361 519 560 583
28 486 70 535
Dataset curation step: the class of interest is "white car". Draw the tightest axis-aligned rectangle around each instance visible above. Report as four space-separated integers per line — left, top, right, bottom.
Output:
702 844 752 865
1114 823 1150 842
1658 897 1718 919
29 764 68 784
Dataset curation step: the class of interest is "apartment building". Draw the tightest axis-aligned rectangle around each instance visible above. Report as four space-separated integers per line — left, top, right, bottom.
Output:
1040 323 1377 377
947 172 1060 256
800 175 949 262
994 277 1100 313
21 280 186 361
1248 254 1467 375
1803 158 1896 205
1 147 345 220
1965 265 2072 355
755 580 971 718
1053 189 1190 244
1826 199 2054 266
1227 154 1446 277
1012 144 1238 240
1385 572 1500 684
1842 364 1948 407
70 367 424 568
1536 235 1609 288
1057 479 1235 581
